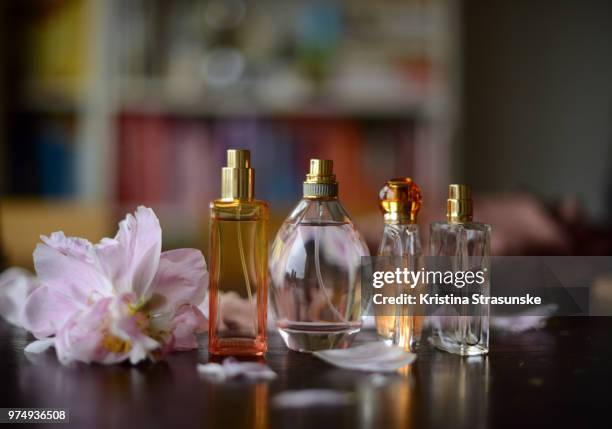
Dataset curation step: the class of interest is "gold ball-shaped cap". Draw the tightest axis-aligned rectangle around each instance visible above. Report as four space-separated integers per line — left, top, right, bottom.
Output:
447 184 473 223
303 159 338 198
379 177 422 224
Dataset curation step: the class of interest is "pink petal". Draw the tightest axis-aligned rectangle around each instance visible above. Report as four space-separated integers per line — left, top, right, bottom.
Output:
34 242 113 304
170 304 207 351
55 298 112 364
148 249 208 315
54 295 158 365
41 232 96 263
96 206 161 300
24 338 55 354
21 286 80 338
94 238 131 294
197 358 276 381
0 268 38 327
109 294 159 363
128 338 159 365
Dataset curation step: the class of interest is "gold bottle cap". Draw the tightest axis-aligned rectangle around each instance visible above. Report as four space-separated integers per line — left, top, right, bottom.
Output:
447 184 473 223
303 159 338 199
221 149 254 200
379 178 422 224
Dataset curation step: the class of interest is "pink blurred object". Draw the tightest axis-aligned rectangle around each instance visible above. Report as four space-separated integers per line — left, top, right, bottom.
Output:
0 206 208 365
197 357 277 382
0 268 38 326
475 193 571 255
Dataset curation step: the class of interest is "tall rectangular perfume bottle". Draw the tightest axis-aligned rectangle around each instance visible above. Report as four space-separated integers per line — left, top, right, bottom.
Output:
377 178 423 350
429 184 491 356
209 149 269 356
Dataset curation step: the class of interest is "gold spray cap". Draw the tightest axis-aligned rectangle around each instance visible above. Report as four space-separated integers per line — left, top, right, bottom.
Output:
221 149 254 200
379 178 422 224
303 159 338 199
447 184 473 223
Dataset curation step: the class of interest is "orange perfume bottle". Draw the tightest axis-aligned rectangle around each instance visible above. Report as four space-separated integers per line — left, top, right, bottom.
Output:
377 178 423 351
208 149 269 356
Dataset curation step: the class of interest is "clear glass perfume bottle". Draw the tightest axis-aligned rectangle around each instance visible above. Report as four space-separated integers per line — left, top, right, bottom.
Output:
377 178 423 351
209 149 269 356
270 159 370 352
429 184 491 356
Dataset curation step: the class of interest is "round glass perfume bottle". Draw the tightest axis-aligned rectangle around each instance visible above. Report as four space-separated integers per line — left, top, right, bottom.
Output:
269 159 370 352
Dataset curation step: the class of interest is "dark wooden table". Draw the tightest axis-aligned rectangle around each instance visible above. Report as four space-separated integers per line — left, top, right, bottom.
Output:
1 318 611 429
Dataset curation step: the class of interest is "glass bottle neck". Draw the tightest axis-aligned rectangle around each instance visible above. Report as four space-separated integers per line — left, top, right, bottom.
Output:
296 197 352 224
379 223 421 257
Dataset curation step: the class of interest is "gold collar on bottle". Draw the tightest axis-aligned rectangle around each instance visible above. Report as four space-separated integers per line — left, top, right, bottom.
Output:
303 159 338 199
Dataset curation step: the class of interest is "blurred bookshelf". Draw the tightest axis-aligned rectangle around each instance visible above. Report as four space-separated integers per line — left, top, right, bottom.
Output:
0 0 460 265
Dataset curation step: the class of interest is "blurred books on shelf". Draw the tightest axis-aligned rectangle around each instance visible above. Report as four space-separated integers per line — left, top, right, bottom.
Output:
23 0 90 106
1 0 458 252
3 0 89 200
113 0 437 116
116 113 416 250
8 114 76 198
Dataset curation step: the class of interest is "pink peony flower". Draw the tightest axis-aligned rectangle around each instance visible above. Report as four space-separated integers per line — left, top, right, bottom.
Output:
14 206 208 364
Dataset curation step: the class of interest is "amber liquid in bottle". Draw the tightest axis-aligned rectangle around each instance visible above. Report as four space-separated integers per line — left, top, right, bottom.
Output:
208 150 269 356
376 178 423 351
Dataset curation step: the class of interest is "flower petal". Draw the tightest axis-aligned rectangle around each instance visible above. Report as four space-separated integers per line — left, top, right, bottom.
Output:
197 358 277 382
170 304 207 350
107 294 159 364
41 232 96 263
94 238 129 294
96 206 161 300
21 286 80 338
0 268 38 327
148 249 208 315
55 298 112 364
34 241 113 304
24 338 55 354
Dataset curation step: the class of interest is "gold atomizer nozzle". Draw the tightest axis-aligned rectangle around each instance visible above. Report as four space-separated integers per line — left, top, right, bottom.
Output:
303 159 338 199
379 177 422 224
221 149 254 200
447 184 473 223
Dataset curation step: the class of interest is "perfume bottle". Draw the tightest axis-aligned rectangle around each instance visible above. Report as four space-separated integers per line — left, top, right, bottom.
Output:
209 149 269 356
429 184 491 356
269 159 370 352
377 178 423 351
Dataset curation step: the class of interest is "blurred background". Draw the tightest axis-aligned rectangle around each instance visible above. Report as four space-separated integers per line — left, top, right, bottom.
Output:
0 0 611 268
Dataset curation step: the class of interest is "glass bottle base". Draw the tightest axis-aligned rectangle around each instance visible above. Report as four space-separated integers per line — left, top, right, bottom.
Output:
277 321 361 353
208 337 267 357
429 336 488 356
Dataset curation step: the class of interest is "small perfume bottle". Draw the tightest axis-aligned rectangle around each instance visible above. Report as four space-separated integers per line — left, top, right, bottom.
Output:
377 178 423 350
269 159 370 352
429 184 490 356
209 149 269 356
